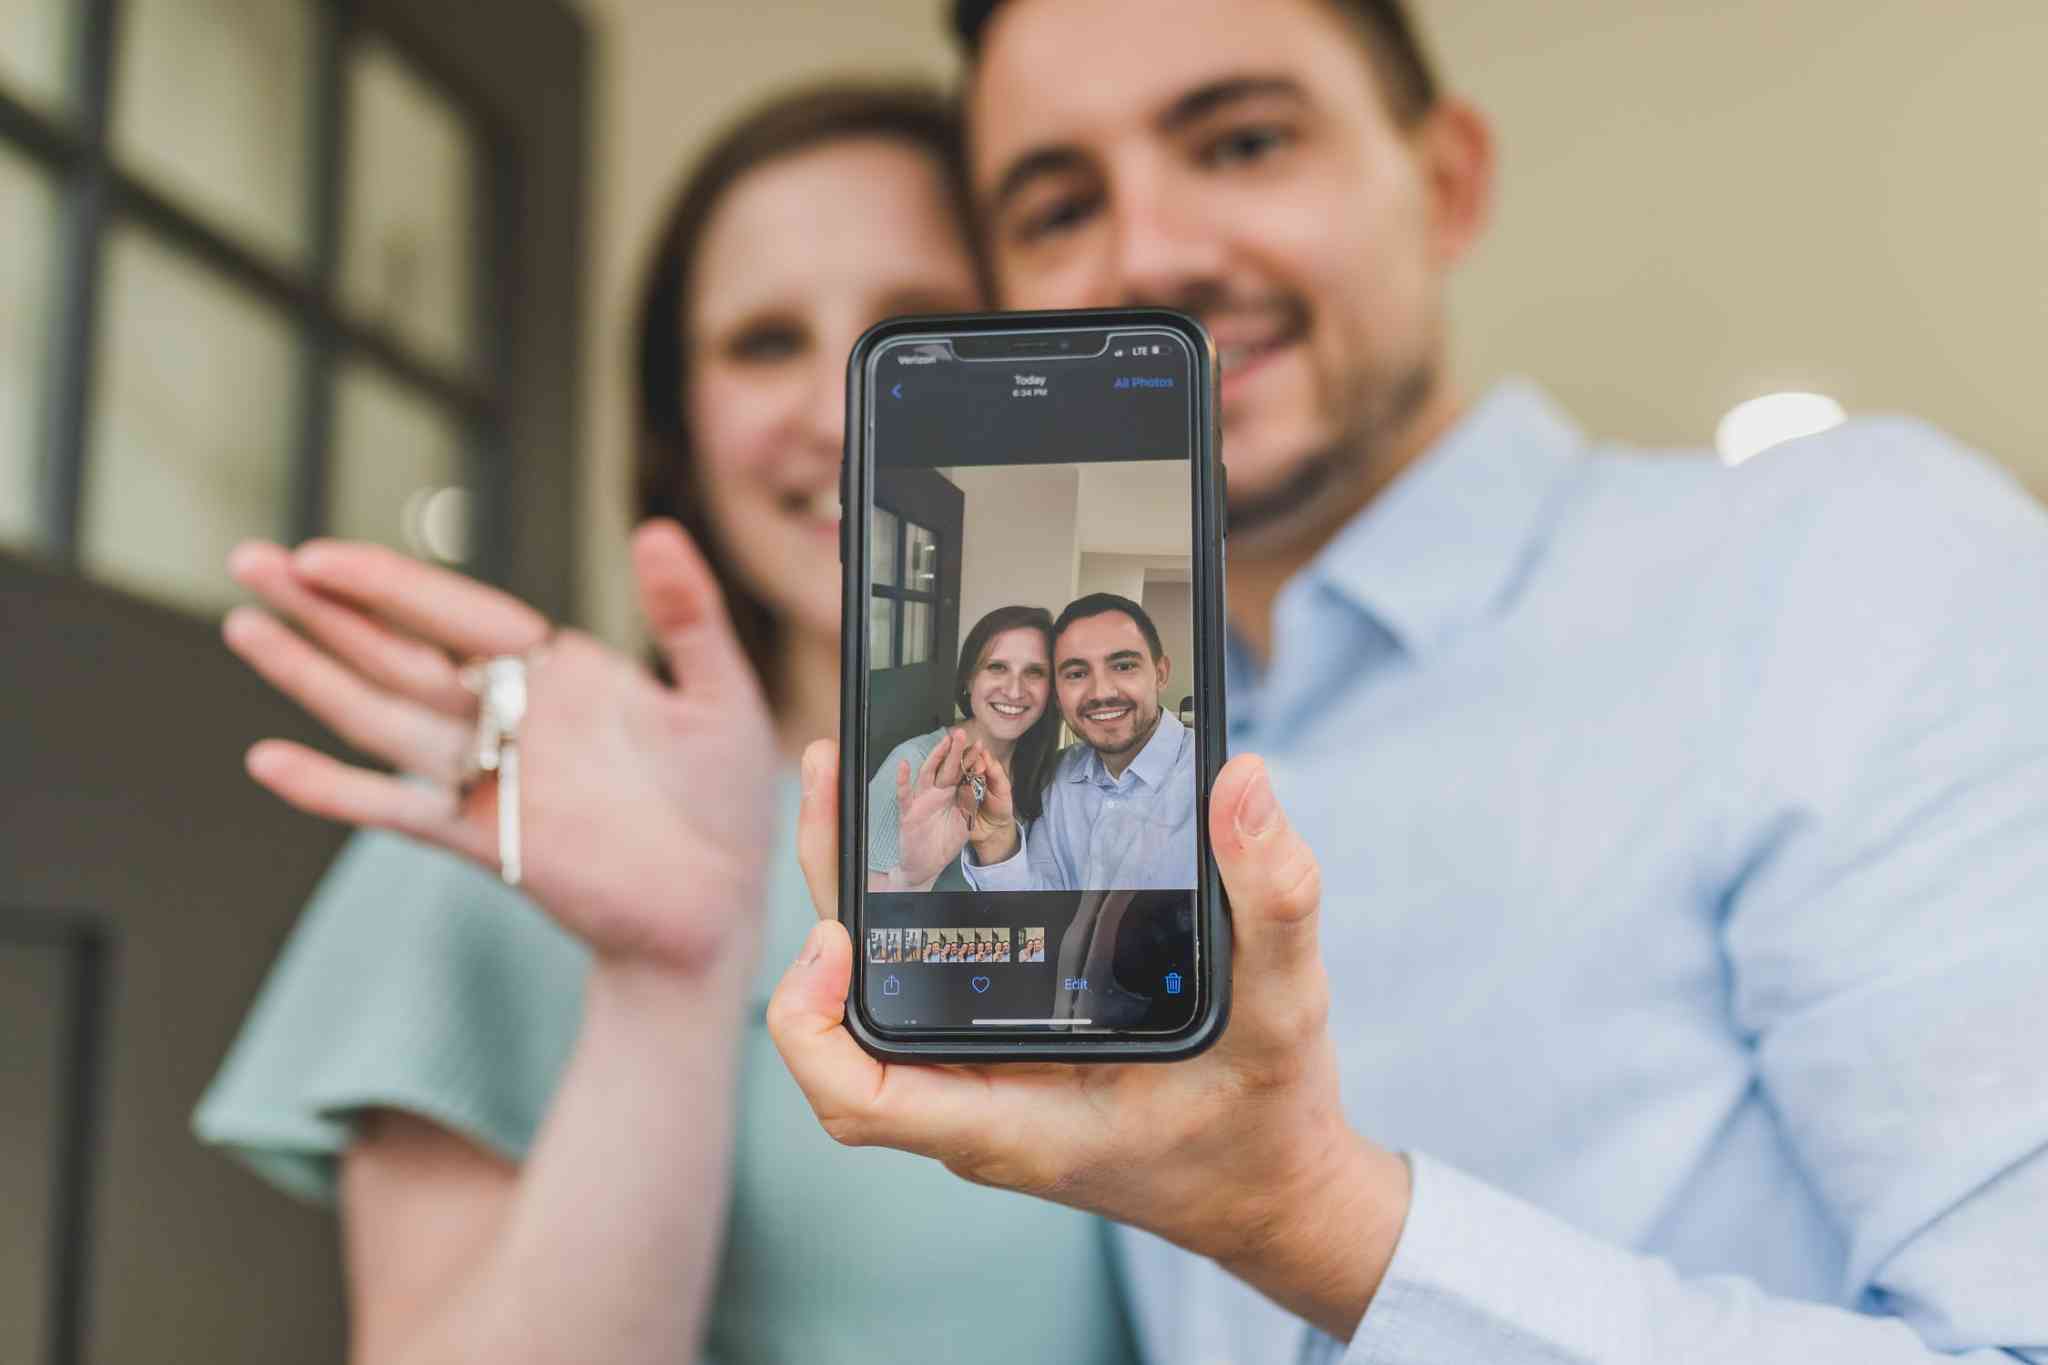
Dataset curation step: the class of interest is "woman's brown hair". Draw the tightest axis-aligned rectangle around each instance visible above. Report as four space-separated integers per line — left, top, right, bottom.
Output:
631 80 976 708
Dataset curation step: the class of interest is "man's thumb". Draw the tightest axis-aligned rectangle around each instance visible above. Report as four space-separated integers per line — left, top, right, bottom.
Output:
1208 755 1323 967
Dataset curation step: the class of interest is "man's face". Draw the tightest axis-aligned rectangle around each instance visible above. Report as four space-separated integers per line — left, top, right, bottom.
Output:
1054 611 1169 759
971 0 1474 541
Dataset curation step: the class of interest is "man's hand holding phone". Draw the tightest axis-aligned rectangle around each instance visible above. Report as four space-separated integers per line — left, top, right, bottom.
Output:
769 740 1414 1342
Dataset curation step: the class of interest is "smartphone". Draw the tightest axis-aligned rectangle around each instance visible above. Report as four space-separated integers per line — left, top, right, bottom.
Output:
839 308 1229 1062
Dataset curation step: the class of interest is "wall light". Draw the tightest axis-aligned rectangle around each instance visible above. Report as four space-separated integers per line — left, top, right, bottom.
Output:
1715 392 1847 466
401 485 472 563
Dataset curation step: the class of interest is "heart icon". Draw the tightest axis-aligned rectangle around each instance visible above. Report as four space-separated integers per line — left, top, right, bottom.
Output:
970 975 992 994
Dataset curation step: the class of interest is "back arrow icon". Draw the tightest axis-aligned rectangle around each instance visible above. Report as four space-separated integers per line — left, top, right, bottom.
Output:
891 383 903 399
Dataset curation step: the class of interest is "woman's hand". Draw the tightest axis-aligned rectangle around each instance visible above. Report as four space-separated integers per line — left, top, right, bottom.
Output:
958 740 1018 861
222 520 779 973
891 729 977 887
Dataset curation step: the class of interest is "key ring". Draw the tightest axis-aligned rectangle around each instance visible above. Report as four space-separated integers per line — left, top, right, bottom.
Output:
460 643 547 886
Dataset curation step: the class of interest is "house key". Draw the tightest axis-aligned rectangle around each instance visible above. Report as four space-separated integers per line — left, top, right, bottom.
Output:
464 656 530 887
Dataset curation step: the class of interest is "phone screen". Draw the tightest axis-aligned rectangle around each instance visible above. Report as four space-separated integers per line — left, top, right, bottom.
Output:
853 321 1208 1038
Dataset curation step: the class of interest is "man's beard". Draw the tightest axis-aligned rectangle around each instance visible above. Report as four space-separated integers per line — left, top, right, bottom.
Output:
1227 355 1439 545
1080 702 1160 757
1151 280 1442 545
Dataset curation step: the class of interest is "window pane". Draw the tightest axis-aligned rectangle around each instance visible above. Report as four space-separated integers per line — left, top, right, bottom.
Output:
111 0 312 266
0 147 56 552
81 229 295 611
329 361 470 563
903 599 931 666
869 507 898 587
341 39 478 374
869 595 895 670
0 0 70 112
905 521 937 592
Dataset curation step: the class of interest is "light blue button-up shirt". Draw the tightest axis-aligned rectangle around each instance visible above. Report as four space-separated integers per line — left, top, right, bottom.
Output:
1115 383 2048 1364
964 709 1198 890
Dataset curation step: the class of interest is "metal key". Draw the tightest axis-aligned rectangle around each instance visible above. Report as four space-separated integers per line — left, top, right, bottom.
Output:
469 657 529 887
496 740 522 886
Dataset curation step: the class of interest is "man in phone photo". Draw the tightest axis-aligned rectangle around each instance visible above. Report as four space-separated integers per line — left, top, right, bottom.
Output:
772 1 2048 1362
962 593 1198 892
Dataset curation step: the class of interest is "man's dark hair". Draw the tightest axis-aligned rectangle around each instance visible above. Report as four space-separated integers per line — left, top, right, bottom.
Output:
950 0 1440 127
1053 593 1165 662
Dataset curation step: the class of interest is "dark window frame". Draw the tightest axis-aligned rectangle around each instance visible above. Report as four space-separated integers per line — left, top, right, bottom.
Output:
0 0 587 620
869 506 940 670
0 907 113 1365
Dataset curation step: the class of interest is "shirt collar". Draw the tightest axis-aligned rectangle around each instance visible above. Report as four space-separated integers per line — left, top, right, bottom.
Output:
1305 380 1586 656
1071 708 1185 788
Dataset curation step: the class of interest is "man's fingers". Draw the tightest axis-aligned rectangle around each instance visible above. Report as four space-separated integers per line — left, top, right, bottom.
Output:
630 519 755 707
291 539 551 659
797 740 841 922
244 740 485 859
1208 754 1325 1012
765 921 998 1157
982 750 1013 799
224 606 471 781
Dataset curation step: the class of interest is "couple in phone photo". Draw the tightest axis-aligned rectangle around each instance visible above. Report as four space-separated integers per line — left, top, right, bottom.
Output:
867 592 1197 894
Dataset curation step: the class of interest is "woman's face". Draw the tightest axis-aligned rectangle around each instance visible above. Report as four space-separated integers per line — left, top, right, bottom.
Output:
689 137 981 645
968 626 1051 742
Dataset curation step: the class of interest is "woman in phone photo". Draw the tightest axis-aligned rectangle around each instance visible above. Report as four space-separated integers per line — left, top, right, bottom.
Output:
865 603 1061 892
192 79 1137 1365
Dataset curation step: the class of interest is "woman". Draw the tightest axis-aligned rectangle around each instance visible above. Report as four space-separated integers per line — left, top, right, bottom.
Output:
194 82 1136 1364
866 604 1058 891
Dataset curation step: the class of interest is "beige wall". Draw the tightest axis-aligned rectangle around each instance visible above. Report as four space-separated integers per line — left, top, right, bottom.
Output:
1141 577 1196 713
1077 460 1192 558
1428 0 2047 487
952 463 1082 639
1075 551 1150 606
572 0 2048 633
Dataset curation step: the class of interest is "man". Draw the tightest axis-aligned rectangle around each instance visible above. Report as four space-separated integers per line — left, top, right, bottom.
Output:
771 2 2048 1361
964 593 1198 891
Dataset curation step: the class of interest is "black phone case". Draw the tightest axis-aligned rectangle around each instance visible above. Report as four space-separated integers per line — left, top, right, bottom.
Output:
838 307 1231 1063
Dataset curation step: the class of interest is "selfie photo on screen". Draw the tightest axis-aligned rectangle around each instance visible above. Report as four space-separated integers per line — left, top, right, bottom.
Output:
864 460 1197 896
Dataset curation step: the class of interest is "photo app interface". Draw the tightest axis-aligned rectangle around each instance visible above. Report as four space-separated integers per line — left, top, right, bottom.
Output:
861 326 1201 1035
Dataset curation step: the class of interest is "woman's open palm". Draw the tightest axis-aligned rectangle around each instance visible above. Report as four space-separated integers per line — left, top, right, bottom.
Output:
223 520 779 971
893 730 975 887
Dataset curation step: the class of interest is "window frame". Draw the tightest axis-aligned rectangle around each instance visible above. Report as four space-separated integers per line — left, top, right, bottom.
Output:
868 505 941 671
0 0 587 620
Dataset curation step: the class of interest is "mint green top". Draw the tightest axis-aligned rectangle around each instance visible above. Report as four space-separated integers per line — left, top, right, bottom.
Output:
194 780 1136 1364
